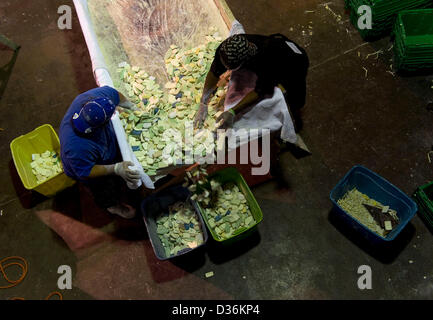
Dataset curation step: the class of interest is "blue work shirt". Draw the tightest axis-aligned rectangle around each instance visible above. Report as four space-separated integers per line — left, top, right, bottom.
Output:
60 86 121 182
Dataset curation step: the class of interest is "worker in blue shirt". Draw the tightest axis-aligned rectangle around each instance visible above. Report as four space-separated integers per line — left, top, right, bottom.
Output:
60 86 141 219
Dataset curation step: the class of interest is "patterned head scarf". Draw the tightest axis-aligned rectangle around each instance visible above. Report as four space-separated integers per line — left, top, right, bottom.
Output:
219 34 258 70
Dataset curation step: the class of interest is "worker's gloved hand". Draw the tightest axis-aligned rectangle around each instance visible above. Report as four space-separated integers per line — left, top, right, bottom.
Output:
114 161 140 184
193 102 208 129
118 100 138 111
216 109 235 130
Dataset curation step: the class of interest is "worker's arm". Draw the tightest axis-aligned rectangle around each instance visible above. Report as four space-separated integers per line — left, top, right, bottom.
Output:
88 164 115 178
201 71 219 104
231 90 260 114
194 71 219 128
87 161 140 183
117 91 138 110
117 91 128 103
216 91 260 130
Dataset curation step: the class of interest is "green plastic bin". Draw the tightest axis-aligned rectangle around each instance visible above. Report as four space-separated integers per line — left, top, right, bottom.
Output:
193 167 263 244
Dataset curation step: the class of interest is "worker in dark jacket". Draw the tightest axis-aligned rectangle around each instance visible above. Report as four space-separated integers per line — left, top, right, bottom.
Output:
194 33 309 131
60 86 142 219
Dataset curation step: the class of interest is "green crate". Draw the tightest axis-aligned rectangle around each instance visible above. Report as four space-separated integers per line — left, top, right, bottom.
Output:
347 0 433 40
400 10 433 42
193 167 263 244
413 181 433 228
393 9 433 71
414 196 433 225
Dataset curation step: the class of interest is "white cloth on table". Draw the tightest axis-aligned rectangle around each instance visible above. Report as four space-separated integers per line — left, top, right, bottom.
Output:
230 87 297 144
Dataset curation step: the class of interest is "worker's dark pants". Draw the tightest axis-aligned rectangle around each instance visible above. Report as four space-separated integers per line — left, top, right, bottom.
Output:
85 176 141 210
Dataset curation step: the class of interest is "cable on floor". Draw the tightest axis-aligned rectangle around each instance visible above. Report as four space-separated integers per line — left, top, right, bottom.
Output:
1 256 63 300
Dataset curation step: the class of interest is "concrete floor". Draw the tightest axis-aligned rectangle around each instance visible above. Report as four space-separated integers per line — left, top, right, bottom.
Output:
1 0 433 300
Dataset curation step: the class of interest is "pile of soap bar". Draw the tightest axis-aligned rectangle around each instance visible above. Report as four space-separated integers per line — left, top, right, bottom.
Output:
30 150 62 184
337 188 398 237
118 29 226 176
185 165 212 205
156 201 205 258
203 182 255 240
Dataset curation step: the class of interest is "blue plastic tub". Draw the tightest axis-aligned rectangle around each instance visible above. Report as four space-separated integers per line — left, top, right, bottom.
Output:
330 165 417 242
141 185 209 260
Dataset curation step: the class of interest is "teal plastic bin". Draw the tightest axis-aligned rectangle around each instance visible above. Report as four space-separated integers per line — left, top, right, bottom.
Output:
330 165 417 242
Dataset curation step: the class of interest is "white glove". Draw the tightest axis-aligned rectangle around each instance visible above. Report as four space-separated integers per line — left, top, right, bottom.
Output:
118 100 138 111
114 161 140 184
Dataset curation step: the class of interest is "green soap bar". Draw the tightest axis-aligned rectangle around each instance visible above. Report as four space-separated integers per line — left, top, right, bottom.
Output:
224 224 230 233
157 225 168 235
162 238 170 248
230 214 240 223
173 246 181 253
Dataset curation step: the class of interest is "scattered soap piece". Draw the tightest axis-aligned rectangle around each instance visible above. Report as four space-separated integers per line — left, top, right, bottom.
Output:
130 130 142 136
118 30 226 172
202 181 255 240
187 241 198 249
30 150 62 184
205 271 214 278
384 220 393 231
337 188 399 237
155 201 204 258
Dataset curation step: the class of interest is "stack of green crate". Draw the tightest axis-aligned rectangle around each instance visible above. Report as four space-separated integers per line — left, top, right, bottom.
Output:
413 181 433 229
345 0 433 40
393 9 433 72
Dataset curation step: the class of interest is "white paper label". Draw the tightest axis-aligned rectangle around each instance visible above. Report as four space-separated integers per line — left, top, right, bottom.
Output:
286 41 302 55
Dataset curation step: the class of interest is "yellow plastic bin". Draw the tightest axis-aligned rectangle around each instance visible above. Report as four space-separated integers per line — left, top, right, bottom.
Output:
10 124 75 197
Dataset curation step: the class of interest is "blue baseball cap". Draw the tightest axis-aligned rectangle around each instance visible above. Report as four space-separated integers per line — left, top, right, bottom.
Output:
72 97 116 134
